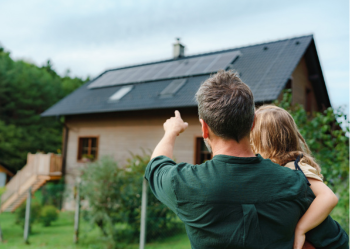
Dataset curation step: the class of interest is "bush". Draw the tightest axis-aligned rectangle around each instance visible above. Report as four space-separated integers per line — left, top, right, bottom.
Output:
15 201 41 233
80 154 183 248
41 180 65 209
117 153 183 243
40 205 58 226
80 157 125 248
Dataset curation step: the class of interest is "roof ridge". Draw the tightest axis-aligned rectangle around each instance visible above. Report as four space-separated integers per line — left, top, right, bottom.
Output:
188 34 314 57
101 34 313 74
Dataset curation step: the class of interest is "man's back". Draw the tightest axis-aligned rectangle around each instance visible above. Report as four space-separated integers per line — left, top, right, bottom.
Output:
145 154 348 249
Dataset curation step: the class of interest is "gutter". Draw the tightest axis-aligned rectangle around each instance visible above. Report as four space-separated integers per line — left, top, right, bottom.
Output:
56 115 69 178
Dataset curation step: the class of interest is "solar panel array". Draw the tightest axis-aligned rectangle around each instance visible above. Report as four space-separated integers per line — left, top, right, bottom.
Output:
88 50 241 89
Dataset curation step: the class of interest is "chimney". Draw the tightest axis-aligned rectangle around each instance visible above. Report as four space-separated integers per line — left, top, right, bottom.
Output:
173 38 185 59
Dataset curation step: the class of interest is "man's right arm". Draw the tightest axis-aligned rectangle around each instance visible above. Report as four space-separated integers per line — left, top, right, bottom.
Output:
144 155 178 213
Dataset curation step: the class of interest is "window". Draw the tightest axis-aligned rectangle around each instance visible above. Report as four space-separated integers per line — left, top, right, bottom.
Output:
195 137 212 164
109 85 133 102
159 79 187 98
77 137 99 161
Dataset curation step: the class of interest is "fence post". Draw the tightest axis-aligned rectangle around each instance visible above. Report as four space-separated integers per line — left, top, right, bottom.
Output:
74 178 81 244
0 222 3 242
24 187 31 244
139 178 148 249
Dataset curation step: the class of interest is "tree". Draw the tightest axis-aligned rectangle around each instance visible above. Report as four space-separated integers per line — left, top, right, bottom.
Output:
0 46 87 171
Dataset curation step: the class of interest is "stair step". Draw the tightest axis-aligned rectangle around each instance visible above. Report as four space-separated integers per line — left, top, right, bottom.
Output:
2 177 51 212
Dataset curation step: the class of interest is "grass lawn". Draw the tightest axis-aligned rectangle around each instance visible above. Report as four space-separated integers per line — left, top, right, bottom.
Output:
0 211 190 249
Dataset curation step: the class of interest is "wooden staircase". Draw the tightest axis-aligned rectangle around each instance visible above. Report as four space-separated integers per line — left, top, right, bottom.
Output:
1 153 62 212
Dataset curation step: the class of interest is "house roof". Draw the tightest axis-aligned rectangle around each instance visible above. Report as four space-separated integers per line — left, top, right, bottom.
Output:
42 35 326 117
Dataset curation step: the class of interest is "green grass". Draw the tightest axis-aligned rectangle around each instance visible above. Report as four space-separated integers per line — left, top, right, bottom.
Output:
0 212 190 249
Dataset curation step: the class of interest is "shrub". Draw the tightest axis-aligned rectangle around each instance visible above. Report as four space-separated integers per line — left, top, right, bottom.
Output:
41 180 65 209
15 201 41 233
80 154 183 248
40 205 58 226
80 157 125 248
117 153 183 243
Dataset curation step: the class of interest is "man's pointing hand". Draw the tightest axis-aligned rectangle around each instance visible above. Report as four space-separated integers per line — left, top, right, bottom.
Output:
164 110 189 136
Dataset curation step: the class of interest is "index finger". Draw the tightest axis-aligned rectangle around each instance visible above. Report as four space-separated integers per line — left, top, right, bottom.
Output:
175 110 181 118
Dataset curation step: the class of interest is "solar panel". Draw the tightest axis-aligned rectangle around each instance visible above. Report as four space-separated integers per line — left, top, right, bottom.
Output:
205 52 239 72
88 50 241 89
151 61 174 79
121 66 144 83
143 63 163 80
169 57 200 77
159 79 187 98
188 54 218 75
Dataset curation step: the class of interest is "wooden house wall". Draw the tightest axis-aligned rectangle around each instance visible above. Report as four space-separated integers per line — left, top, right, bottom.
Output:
63 108 201 210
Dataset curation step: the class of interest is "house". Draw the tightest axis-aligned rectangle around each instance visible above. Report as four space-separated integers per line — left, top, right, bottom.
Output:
42 35 331 210
0 161 14 187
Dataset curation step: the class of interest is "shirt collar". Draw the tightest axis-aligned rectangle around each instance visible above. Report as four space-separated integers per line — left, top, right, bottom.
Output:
212 154 263 164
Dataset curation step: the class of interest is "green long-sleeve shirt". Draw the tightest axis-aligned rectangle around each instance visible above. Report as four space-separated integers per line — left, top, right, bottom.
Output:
145 154 348 249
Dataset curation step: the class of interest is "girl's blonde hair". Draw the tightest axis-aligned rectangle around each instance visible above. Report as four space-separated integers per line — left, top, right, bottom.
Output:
251 105 322 177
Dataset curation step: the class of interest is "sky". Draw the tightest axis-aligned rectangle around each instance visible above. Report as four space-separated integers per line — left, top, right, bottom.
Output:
0 0 348 109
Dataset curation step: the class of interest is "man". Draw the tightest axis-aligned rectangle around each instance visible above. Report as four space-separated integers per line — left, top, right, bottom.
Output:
145 71 348 249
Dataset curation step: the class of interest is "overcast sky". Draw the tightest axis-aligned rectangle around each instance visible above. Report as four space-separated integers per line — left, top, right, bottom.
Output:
0 0 348 109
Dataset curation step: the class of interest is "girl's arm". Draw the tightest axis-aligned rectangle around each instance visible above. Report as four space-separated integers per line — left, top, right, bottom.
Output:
294 178 338 249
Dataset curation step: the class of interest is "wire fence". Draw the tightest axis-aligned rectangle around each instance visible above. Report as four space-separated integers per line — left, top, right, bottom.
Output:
1 178 186 249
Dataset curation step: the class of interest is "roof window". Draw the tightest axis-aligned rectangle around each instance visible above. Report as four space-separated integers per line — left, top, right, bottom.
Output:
160 79 187 98
109 85 133 101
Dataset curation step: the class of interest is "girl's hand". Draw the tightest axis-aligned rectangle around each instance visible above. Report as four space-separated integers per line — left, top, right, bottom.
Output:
294 231 305 249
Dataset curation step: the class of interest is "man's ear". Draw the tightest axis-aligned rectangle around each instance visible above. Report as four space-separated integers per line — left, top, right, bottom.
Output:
251 114 256 131
199 119 210 139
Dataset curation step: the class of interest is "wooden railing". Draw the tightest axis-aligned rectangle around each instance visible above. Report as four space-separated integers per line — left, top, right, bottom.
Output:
1 153 62 205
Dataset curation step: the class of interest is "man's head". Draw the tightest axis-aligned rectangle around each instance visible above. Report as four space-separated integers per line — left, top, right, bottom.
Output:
195 70 255 143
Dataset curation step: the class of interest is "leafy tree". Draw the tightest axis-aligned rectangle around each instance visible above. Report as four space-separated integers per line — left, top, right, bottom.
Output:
275 90 349 233
0 46 87 172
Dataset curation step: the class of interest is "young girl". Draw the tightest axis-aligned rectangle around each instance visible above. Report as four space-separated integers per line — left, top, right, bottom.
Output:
250 105 339 249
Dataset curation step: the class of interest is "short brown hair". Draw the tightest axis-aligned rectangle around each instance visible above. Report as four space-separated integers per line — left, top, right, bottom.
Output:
195 70 255 142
